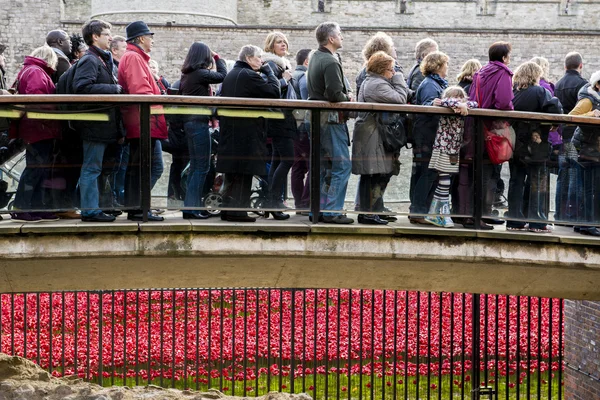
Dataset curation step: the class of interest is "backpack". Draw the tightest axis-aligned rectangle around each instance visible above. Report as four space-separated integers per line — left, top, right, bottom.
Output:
56 59 81 95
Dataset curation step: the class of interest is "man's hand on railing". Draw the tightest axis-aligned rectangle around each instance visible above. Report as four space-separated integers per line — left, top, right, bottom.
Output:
593 109 600 118
432 98 442 106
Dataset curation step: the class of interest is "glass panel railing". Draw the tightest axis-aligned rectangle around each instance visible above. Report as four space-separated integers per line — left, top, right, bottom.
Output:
0 103 140 222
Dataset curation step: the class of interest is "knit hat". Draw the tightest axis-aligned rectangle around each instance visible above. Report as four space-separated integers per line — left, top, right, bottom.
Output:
589 70 600 88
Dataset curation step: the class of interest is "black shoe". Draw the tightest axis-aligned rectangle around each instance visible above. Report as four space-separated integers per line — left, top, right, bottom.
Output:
222 213 256 222
358 214 388 225
308 214 324 222
379 214 397 222
265 211 290 220
182 212 210 220
579 227 600 237
127 212 164 222
462 218 493 230
103 209 123 216
482 218 505 225
322 215 354 224
82 212 116 222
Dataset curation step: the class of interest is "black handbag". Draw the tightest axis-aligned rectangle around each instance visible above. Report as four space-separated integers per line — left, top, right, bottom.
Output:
374 112 407 152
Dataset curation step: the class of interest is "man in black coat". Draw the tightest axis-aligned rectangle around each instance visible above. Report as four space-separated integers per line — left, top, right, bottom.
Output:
216 45 280 222
554 52 587 223
46 30 72 83
73 19 123 222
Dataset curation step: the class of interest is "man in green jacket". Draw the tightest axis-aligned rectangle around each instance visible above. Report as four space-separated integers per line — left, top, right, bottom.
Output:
306 21 353 224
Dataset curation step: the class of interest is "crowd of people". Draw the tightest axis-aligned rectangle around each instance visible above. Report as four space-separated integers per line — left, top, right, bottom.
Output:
1 19 599 235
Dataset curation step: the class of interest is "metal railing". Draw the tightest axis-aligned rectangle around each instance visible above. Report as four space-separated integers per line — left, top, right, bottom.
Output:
0 289 564 399
2 94 599 226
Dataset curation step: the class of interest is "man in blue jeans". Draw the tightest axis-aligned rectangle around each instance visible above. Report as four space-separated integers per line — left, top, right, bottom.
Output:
306 21 353 224
73 19 124 222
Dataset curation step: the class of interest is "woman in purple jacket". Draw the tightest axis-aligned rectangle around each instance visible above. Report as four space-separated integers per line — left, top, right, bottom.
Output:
9 45 61 223
457 41 514 230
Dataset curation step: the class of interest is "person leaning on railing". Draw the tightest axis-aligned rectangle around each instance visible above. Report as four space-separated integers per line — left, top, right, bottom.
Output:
72 19 124 223
261 31 296 221
352 51 409 225
463 41 515 230
178 41 227 220
117 20 168 222
9 45 62 223
569 70 600 237
506 61 562 234
408 50 449 226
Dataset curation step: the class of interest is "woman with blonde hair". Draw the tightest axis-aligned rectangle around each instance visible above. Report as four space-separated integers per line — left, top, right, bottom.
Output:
456 58 482 95
408 50 449 225
261 31 296 220
355 32 398 96
507 61 562 233
9 45 61 223
352 51 410 224
530 56 554 95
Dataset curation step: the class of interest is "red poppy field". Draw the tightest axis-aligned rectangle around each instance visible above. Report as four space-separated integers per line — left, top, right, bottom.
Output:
0 289 563 399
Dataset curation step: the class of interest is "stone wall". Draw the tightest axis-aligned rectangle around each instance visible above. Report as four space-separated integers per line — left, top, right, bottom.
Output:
564 300 600 400
47 24 600 90
237 0 598 30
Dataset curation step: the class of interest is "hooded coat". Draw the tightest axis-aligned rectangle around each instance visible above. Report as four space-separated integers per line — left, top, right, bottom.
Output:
261 52 296 138
12 56 61 144
216 60 280 176
571 84 600 158
352 72 409 175
117 43 167 140
468 61 514 111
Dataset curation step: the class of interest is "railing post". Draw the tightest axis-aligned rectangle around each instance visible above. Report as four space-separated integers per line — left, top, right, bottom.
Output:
140 104 152 223
471 293 481 400
310 109 321 223
473 118 485 230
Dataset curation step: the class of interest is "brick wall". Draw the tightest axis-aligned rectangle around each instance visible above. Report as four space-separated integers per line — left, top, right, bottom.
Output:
564 300 600 400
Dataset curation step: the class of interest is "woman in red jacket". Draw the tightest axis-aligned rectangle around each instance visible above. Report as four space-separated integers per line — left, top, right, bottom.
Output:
10 45 61 223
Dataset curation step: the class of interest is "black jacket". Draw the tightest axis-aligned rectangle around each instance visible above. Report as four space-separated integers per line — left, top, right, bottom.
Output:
572 83 600 158
216 61 280 175
555 69 587 140
72 46 123 143
512 85 562 162
180 57 227 98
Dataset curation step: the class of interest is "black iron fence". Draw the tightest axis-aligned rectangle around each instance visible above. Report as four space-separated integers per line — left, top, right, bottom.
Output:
0 289 563 399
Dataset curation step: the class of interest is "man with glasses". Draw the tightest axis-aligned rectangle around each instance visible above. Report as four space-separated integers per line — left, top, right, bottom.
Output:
306 21 353 224
118 20 168 221
72 19 124 222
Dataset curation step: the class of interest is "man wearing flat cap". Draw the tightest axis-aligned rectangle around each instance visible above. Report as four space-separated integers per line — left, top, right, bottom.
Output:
118 20 168 222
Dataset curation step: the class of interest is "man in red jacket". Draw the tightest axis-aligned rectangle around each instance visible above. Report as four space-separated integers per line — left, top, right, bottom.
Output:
118 20 167 221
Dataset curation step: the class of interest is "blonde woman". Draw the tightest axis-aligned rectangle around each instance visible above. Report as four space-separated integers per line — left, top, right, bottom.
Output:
507 61 562 233
456 59 482 96
530 56 554 95
262 32 296 220
10 45 61 223
355 32 398 97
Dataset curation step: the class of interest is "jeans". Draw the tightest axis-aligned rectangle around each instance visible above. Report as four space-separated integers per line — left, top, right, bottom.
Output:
124 138 159 212
14 139 54 211
151 140 164 189
183 120 211 214
320 123 351 216
114 143 128 204
80 140 108 217
291 127 310 208
268 136 294 206
409 153 438 215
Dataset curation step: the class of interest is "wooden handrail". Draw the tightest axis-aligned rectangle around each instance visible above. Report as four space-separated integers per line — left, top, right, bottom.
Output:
1 94 600 125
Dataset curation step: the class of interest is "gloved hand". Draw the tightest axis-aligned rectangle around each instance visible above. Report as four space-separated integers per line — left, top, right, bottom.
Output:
260 64 273 75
